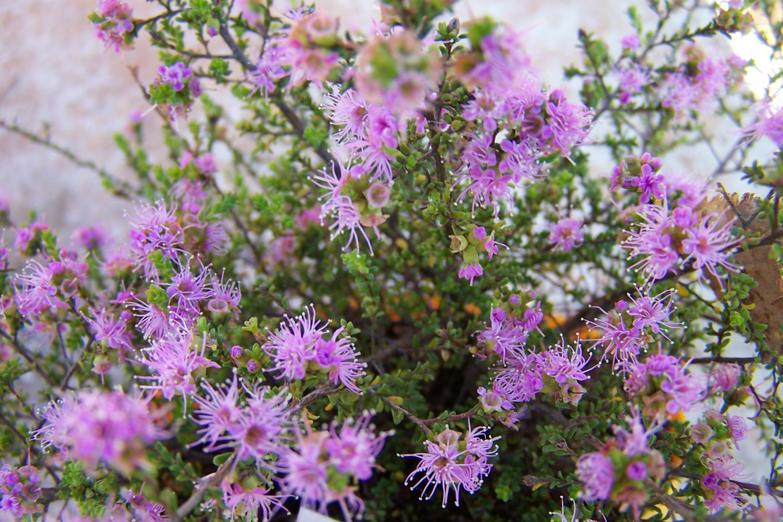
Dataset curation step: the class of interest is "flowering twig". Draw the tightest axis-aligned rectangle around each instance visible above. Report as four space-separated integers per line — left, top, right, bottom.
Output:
173 453 237 521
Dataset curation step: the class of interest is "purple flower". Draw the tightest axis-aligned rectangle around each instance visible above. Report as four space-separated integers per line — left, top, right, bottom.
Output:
191 375 242 450
626 461 647 481
137 329 219 401
400 425 499 508
744 102 783 146
13 259 67 317
478 306 529 362
701 452 744 512
158 62 193 92
587 312 644 371
251 38 290 96
711 363 741 393
88 308 134 352
616 65 647 104
206 271 241 315
221 480 289 521
264 305 366 393
548 217 584 251
124 490 169 522
625 353 704 415
539 340 593 386
0 465 41 517
311 161 389 253
621 34 640 50
264 305 327 381
94 0 133 52
227 384 293 466
35 389 165 474
130 298 174 340
457 262 483 285
325 413 388 480
540 89 592 157
681 213 740 287
165 261 210 317
128 201 183 279
625 288 678 336
282 413 387 519
622 202 680 284
313 329 367 393
576 453 614 501
74 225 108 250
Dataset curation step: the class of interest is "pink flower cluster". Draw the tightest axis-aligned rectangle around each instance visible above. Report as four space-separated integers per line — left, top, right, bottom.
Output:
401 425 499 507
692 410 749 512
14 254 88 318
93 0 133 53
312 158 392 253
660 46 742 116
249 9 340 94
477 296 594 413
137 329 219 402
587 287 679 371
264 305 367 393
624 353 705 418
622 188 740 288
453 24 591 215
35 389 166 474
0 465 41 517
282 413 389 519
576 412 666 519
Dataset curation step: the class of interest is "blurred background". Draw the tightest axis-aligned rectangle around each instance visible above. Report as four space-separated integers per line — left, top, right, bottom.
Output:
0 0 775 480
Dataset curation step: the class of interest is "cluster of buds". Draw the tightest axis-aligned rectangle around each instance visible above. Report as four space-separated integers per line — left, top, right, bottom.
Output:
451 226 501 285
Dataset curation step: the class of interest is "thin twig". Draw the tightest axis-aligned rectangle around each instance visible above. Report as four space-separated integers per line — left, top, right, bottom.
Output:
0 119 133 199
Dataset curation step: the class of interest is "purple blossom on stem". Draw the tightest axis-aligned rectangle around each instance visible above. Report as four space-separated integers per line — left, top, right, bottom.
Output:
622 201 679 284
205 270 241 316
190 374 242 450
88 308 134 352
128 201 184 279
282 413 387 519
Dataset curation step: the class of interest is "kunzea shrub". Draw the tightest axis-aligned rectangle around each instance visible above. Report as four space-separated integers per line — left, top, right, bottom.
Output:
0 0 782 520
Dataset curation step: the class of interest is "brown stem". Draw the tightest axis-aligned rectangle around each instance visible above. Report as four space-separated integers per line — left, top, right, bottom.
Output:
173 453 236 521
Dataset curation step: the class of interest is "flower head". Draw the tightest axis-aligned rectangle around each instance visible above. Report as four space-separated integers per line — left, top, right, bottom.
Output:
137 330 219 401
35 389 165 474
400 425 499 508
